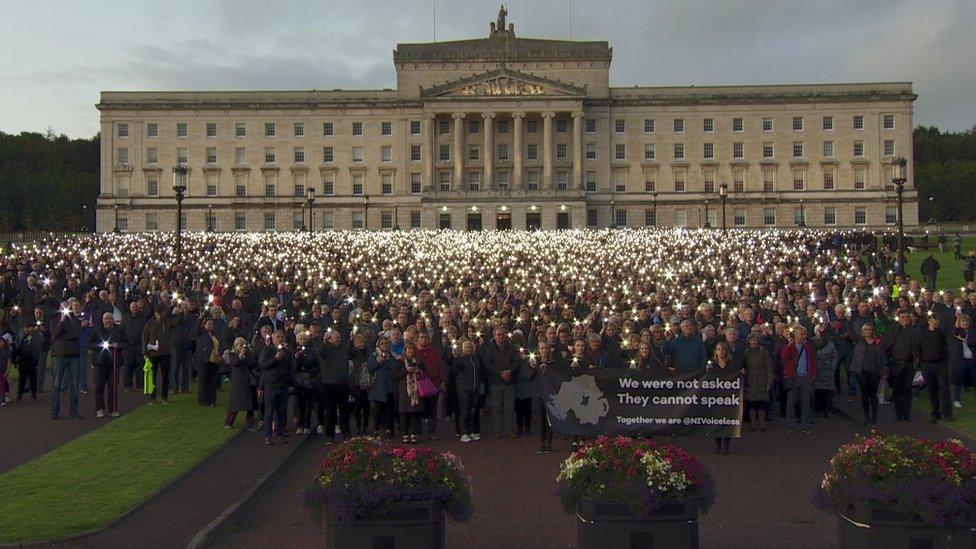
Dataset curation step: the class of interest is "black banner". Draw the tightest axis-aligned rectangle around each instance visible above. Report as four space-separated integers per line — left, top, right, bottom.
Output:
541 367 743 438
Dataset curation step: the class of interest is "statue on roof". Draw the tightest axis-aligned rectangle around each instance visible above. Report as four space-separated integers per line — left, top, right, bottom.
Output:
490 5 514 37
497 5 507 30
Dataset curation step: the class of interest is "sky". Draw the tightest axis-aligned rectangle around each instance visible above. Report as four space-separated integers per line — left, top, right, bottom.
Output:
2 0 974 138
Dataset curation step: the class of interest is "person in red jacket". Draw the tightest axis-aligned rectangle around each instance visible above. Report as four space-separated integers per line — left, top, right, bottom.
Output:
415 331 445 440
779 325 825 434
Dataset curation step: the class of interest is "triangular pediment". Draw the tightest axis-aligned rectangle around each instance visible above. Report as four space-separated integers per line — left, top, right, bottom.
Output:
420 66 586 98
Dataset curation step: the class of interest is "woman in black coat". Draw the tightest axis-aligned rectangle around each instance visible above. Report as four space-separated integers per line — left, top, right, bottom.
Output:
193 318 223 407
949 314 976 406
225 337 258 431
347 332 371 435
292 331 319 436
454 339 484 443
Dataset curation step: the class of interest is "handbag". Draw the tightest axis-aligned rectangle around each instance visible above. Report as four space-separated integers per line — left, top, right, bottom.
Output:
357 363 375 391
417 370 439 399
912 370 926 388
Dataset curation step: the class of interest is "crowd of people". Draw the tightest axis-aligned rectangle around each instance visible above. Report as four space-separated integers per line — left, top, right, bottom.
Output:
0 229 973 454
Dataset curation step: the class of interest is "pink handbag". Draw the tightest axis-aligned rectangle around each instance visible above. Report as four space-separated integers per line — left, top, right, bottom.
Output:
417 370 439 399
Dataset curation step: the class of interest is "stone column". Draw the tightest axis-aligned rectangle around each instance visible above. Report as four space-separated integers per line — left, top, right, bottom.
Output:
572 111 584 190
542 111 555 190
452 113 465 189
422 114 434 191
483 112 494 190
513 111 525 190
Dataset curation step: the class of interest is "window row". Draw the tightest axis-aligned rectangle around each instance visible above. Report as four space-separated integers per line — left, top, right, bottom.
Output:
585 205 891 228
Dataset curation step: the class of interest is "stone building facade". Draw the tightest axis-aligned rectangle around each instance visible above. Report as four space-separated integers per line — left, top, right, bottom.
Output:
96 11 918 233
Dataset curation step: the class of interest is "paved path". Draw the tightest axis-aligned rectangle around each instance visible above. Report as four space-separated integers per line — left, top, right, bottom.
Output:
206 398 963 549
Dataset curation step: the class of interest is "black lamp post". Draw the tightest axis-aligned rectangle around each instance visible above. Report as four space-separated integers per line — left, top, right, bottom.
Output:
610 200 616 228
892 157 909 275
306 188 315 233
928 196 935 224
797 198 806 228
207 204 214 232
172 165 188 265
363 195 370 230
82 204 88 232
651 192 658 227
719 182 728 233
393 201 399 231
703 199 711 228
113 204 120 233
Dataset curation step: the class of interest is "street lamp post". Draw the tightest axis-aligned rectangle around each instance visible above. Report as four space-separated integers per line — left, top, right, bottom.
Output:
797 199 806 228
651 192 657 227
703 199 711 229
113 204 119 233
393 201 399 231
719 182 728 233
172 165 188 265
363 196 370 230
207 204 214 232
928 196 935 224
610 200 616 228
306 188 315 233
82 204 88 232
892 157 909 275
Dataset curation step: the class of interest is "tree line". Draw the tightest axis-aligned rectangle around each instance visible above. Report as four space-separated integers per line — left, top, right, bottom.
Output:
0 126 972 231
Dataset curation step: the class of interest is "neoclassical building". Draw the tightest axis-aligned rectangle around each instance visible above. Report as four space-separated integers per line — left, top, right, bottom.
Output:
96 9 918 233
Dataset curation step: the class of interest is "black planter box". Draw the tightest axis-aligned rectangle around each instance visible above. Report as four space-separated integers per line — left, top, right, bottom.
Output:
577 497 699 549
838 502 976 549
324 500 445 549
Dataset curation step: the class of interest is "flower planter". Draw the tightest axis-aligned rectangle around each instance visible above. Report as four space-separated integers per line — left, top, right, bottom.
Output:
837 502 976 549
324 500 445 549
577 497 699 549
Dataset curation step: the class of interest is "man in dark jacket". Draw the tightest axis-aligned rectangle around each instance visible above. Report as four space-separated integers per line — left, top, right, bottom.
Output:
51 298 87 419
15 321 44 402
317 328 351 442
481 326 519 438
121 301 150 392
882 310 918 421
142 304 179 404
921 253 940 291
918 314 953 422
260 329 293 444
91 312 125 418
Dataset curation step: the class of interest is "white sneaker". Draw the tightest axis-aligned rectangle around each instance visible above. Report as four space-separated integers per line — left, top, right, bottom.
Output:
954 400 963 408
316 425 324 435
96 409 105 418
110 411 121 418
472 433 481 441
460 434 473 443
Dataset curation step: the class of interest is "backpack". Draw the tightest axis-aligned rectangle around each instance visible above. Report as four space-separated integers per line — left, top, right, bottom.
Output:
357 361 375 391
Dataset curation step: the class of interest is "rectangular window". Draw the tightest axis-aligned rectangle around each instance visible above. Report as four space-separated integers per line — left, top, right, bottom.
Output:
147 176 159 197
468 120 479 134
528 171 541 191
884 139 895 156
556 170 568 191
263 212 275 231
381 173 393 195
673 118 684 133
381 145 392 162
587 208 598 227
381 211 393 229
146 213 158 231
824 207 836 225
439 119 450 134
615 209 627 227
763 142 774 158
823 170 834 190
644 173 655 192
352 122 363 136
644 118 654 133
556 119 567 133
853 140 864 157
352 174 363 195
292 173 305 197
497 119 508 133
439 144 451 161
586 143 597 160
206 122 217 138
410 210 421 229
117 215 128 232
703 171 715 194
822 116 833 131
527 144 538 161
467 171 480 191
733 142 744 159
645 209 656 227
734 208 746 226
643 143 655 160
147 147 158 164
206 147 217 164
793 141 804 158
291 211 303 230
675 209 687 228
264 122 275 137
732 118 743 132
351 212 364 230
703 118 714 133
854 207 867 225
674 171 685 192
733 171 744 193
586 171 597 192
235 174 246 197
294 122 304 137
468 144 479 161
585 119 597 133
854 167 865 190
615 119 626 133
323 122 334 136
116 147 129 164
703 143 714 159
886 206 897 224
794 207 805 226
177 147 188 164
264 147 275 163
352 146 364 162
793 116 803 131
853 115 864 130
264 175 276 197
763 170 775 192
117 123 129 137
206 174 218 196
235 147 246 164
762 117 773 132
235 122 246 138
410 120 421 135
381 121 392 136
147 123 157 138
673 143 684 160
497 144 508 161
527 119 538 133
322 211 334 230
823 140 834 157
763 208 776 226
322 177 335 196
613 170 626 192
323 146 334 163
411 144 422 162
793 170 804 190
410 172 421 194
177 123 187 138
883 114 895 130
439 171 451 191
557 143 567 160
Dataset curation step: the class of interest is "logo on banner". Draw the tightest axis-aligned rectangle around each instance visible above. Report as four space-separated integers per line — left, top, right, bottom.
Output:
546 374 610 425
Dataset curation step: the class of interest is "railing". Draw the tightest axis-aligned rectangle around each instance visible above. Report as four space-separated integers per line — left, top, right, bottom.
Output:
0 232 87 244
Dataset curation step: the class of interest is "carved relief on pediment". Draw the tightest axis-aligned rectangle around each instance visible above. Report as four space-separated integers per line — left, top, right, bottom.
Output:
454 77 548 96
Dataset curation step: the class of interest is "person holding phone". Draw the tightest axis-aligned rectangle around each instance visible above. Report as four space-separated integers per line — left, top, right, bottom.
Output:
225 337 258 430
259 330 293 445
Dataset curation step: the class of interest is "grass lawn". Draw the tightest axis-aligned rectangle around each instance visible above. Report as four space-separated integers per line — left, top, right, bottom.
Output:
902 236 976 292
0 391 239 543
912 389 976 441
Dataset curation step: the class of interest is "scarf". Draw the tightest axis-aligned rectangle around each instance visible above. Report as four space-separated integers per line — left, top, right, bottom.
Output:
143 357 155 395
405 359 420 407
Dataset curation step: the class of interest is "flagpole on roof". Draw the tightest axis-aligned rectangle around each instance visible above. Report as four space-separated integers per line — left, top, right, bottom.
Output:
569 0 573 41
433 0 436 42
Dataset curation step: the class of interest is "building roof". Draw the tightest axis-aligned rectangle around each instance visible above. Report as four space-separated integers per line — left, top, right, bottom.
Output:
608 82 916 104
394 35 612 64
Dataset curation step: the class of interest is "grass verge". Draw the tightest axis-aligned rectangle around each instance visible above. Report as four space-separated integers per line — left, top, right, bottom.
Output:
911 389 976 440
0 390 238 543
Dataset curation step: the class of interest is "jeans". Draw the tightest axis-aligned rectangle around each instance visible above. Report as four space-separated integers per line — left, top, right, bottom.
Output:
321 384 351 439
197 362 219 406
263 385 289 438
786 375 813 430
922 362 953 419
51 356 80 417
457 389 481 435
490 384 516 436
147 355 171 401
953 358 976 401
368 395 396 434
